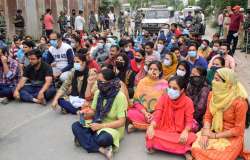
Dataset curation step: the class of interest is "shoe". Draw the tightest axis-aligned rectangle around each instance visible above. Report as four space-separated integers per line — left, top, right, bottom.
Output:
0 97 9 105
60 108 68 114
74 137 80 147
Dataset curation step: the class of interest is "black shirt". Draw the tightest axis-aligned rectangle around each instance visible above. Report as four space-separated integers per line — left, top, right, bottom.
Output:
14 15 25 28
23 62 53 85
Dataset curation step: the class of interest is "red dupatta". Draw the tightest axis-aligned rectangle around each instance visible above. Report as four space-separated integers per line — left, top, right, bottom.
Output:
154 93 194 132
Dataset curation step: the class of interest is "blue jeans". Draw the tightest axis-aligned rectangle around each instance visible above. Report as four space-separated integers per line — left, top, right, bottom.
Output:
58 98 79 114
0 84 15 98
19 85 56 102
72 121 113 153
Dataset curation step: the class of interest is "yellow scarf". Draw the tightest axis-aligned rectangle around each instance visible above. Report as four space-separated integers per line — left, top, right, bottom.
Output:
210 68 248 132
162 53 178 80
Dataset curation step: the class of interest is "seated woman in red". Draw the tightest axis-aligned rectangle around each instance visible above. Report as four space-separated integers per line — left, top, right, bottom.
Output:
146 76 197 160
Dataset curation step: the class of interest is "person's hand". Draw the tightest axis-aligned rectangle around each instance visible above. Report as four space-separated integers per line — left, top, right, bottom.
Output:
89 123 103 131
144 112 153 123
53 72 61 78
1 55 8 64
179 129 189 144
51 62 57 67
37 91 45 102
146 125 155 139
51 99 58 110
199 135 209 149
87 71 97 85
13 90 20 100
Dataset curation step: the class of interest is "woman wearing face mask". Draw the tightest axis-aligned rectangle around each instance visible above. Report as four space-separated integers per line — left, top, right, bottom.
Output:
115 54 136 98
156 39 166 56
206 57 225 86
175 60 191 84
186 67 210 132
192 68 250 160
198 39 212 60
72 68 127 160
146 76 196 160
51 52 89 114
130 50 145 74
38 36 49 63
162 52 178 80
127 61 168 132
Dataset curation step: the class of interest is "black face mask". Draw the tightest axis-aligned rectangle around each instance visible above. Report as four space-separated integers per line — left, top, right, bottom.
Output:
116 61 125 70
97 80 111 93
190 76 205 87
135 58 142 63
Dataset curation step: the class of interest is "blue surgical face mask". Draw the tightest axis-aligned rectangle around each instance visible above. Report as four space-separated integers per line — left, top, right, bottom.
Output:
50 40 58 48
188 51 197 58
74 63 81 71
167 88 181 100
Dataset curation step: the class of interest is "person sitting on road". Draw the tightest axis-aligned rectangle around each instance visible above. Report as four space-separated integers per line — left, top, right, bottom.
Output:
51 52 90 114
47 32 74 82
208 43 235 71
206 56 225 86
186 44 208 71
0 47 20 104
72 68 127 160
192 68 250 160
91 37 109 64
146 76 196 160
175 60 191 84
198 39 212 60
162 52 178 80
13 49 56 105
127 61 168 132
104 45 120 66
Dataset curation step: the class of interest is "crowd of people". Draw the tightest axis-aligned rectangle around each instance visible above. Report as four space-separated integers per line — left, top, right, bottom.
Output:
1 5 250 160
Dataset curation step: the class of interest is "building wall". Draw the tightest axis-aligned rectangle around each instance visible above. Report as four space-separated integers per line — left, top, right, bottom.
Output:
1 0 100 40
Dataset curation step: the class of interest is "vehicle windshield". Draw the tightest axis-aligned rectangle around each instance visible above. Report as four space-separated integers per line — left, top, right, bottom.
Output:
145 10 169 19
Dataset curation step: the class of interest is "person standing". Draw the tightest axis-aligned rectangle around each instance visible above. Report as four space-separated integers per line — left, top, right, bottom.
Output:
0 10 6 37
89 11 98 32
13 9 25 38
70 9 76 29
118 11 125 36
134 10 142 37
57 11 67 35
217 11 224 36
108 10 115 31
75 10 85 34
242 8 250 53
43 8 54 37
227 5 244 56
223 10 231 39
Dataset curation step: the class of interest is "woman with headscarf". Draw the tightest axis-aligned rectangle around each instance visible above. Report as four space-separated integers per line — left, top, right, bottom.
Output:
115 53 136 98
51 52 89 114
175 60 191 84
192 68 250 160
146 76 196 160
206 57 225 86
162 52 178 80
127 61 168 132
72 68 127 160
186 66 210 132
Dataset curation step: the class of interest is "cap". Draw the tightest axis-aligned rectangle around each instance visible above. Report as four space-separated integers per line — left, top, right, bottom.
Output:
233 5 241 11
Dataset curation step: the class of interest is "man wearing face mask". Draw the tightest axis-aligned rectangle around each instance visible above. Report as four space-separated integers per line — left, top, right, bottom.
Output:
91 37 109 64
197 39 212 60
207 40 220 61
14 49 56 105
47 32 74 82
208 43 235 71
141 31 152 46
186 44 208 71
0 47 19 104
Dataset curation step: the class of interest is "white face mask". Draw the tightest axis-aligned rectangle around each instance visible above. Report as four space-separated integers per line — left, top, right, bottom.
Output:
71 42 76 48
157 44 164 52
144 65 148 72
213 46 219 51
97 43 104 48
125 47 130 52
92 40 96 44
171 39 175 43
163 59 172 66
176 69 186 76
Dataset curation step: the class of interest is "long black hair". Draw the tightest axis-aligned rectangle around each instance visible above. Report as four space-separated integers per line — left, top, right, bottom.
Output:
176 60 191 82
168 76 188 90
148 60 163 78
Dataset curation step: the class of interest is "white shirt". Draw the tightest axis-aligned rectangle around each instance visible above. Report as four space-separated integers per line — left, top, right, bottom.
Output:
74 15 85 31
49 42 73 70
